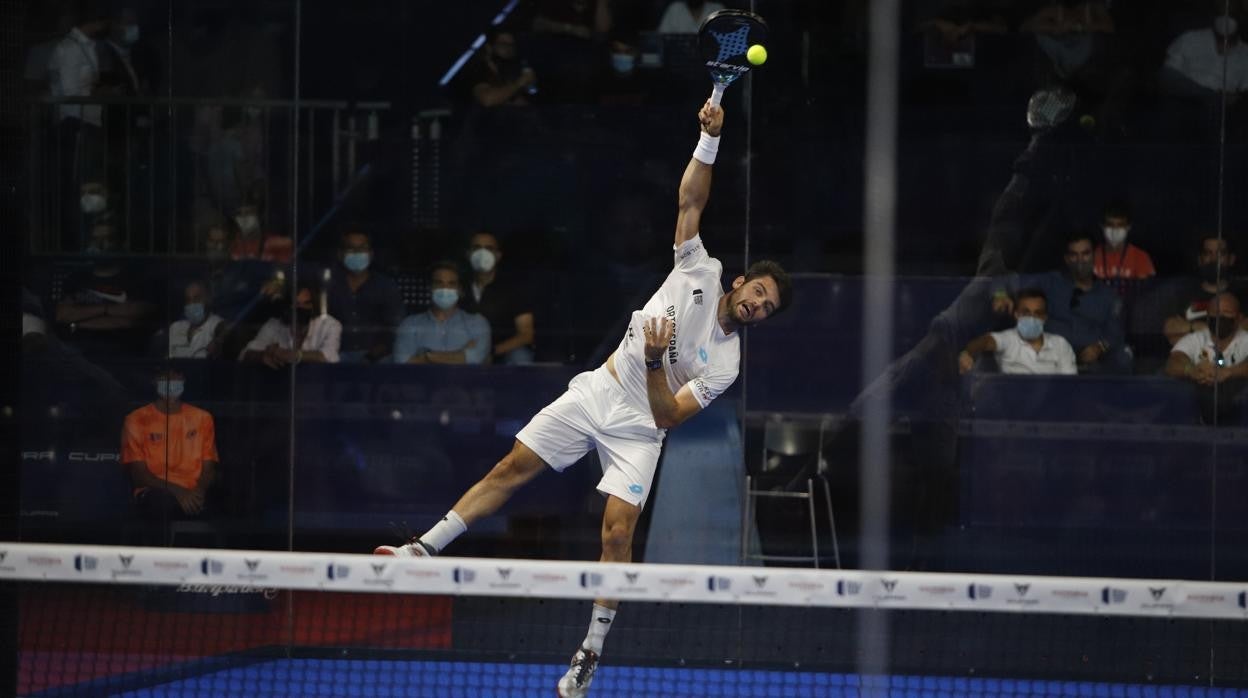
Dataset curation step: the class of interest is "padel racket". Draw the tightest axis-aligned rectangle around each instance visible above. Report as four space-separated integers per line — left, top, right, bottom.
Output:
698 9 768 106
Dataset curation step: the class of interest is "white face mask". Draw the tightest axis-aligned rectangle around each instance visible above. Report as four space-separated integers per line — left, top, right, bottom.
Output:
1103 226 1129 247
156 379 185 400
235 215 260 235
80 193 106 214
469 248 496 273
432 288 459 310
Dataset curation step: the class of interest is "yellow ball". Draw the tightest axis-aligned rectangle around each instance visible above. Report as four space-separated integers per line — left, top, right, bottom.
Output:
747 44 767 66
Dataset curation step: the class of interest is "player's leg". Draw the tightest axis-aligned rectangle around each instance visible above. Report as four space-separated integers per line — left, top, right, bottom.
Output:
558 495 641 697
374 439 548 556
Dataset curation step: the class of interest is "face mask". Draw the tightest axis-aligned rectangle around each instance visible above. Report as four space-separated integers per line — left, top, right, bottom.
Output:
123 24 139 44
184 302 206 325
469 248 496 273
432 288 459 310
156 379 184 400
1017 316 1045 341
1103 226 1129 247
1213 316 1239 340
235 215 260 235
1200 262 1225 284
1067 260 1094 280
343 251 371 273
80 194 106 214
611 53 636 75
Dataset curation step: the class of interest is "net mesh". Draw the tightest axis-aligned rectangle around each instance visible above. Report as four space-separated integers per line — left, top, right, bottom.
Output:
6 543 1248 697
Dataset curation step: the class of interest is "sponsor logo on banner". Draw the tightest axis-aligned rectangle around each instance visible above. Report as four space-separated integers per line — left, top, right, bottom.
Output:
531 572 570 585
708 576 732 592
154 560 190 572
624 572 640 584
785 578 826 594
617 570 647 593
453 568 476 584
74 554 98 571
874 578 906 603
364 562 394 588
1049 588 1090 601
742 575 776 599
657 575 697 593
837 580 861 596
327 564 351 580
0 551 15 573
967 584 993 600
235 559 269 582
201 558 224 576
26 554 64 569
278 564 316 578
1184 592 1228 605
1101 587 1128 604
1140 586 1174 611
176 584 279 599
111 554 141 579
490 567 521 590
918 584 957 598
580 572 604 589
1007 583 1039 607
1239 591 1247 609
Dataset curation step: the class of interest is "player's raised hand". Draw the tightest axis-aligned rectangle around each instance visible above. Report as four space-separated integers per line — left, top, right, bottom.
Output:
699 101 723 137
643 316 674 362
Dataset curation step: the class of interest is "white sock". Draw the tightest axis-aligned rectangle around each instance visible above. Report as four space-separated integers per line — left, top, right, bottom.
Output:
419 510 467 553
582 603 616 654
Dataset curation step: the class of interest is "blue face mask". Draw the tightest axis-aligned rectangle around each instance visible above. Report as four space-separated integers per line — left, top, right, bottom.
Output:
156 379 185 400
1017 316 1045 341
343 251 370 273
184 302 206 325
432 288 459 311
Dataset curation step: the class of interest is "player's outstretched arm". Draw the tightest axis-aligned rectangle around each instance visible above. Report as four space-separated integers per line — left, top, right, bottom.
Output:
674 101 724 248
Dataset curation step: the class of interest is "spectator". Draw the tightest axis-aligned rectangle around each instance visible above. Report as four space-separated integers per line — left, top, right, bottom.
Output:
531 0 610 102
960 288 1077 375
122 366 219 521
240 280 341 367
326 230 403 363
1132 234 1245 356
462 232 536 364
993 231 1128 373
461 28 537 108
533 0 610 39
203 223 230 261
99 5 154 96
48 4 109 128
657 0 726 34
55 215 156 356
394 262 490 365
1093 201 1155 282
1165 292 1248 422
1162 14 1248 96
1019 1 1114 93
228 201 292 263
163 280 225 359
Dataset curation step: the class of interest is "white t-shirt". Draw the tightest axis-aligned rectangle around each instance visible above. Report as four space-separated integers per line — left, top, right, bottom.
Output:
48 28 102 126
166 315 225 358
1172 327 1248 366
612 235 741 417
1164 29 1248 92
988 330 1077 375
658 1 726 34
241 315 342 364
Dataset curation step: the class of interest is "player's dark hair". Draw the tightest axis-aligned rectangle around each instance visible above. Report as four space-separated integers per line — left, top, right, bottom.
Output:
340 228 370 248
1015 288 1048 310
743 260 793 315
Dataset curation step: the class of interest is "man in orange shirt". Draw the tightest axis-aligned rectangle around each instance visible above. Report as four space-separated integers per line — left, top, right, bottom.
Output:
1093 201 1156 282
122 367 219 519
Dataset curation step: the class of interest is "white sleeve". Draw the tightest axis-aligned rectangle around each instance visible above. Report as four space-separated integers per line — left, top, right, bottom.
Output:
1056 337 1078 375
312 316 342 363
685 368 737 409
1172 331 1202 363
988 330 1013 358
1163 34 1189 73
673 234 714 274
241 319 282 359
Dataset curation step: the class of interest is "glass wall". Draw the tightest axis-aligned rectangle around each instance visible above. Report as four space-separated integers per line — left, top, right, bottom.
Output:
13 0 1248 689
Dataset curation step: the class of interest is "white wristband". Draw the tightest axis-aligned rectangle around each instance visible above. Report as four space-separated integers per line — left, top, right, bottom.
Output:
692 131 720 165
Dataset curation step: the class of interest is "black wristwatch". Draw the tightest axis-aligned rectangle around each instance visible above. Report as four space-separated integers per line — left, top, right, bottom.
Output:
645 357 663 372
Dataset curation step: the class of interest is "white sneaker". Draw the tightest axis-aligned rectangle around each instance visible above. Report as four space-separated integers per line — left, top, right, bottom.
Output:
556 647 599 697
372 539 436 557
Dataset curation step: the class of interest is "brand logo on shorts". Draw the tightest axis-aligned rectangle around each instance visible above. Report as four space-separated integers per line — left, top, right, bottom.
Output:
628 484 644 495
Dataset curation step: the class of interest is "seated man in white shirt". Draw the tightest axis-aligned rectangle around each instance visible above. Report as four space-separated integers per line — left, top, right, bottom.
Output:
240 281 341 367
1161 15 1248 96
958 288 1077 375
1166 291 1248 423
163 280 225 359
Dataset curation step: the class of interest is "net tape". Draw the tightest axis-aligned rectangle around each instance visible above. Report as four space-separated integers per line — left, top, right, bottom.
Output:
3 543 1245 619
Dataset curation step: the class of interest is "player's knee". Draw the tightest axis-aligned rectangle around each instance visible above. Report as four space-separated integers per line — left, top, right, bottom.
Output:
601 520 633 553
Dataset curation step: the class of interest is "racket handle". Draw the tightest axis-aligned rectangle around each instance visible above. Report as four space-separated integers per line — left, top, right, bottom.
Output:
709 83 726 107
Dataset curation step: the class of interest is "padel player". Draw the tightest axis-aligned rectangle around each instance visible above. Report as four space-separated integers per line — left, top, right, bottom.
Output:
375 101 792 698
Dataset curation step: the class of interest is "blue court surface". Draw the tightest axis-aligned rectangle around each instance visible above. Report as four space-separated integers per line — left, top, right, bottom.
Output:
81 659 1246 698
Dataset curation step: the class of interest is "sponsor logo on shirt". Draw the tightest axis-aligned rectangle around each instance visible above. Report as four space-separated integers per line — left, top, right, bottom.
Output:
628 483 644 495
665 305 679 364
698 347 708 363
693 377 714 404
692 289 703 305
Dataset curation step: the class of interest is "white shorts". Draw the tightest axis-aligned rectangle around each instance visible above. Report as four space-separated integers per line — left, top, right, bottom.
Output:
516 366 664 508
